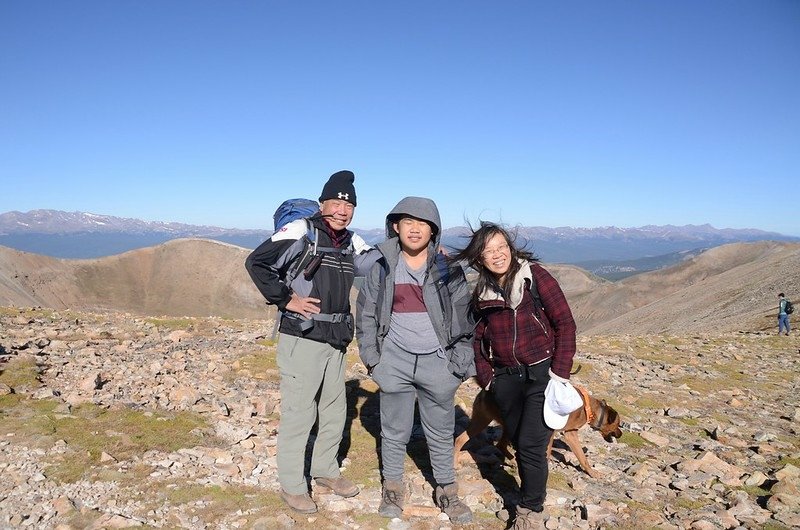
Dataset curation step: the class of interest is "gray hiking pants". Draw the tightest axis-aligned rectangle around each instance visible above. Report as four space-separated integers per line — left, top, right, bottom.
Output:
276 334 346 495
371 338 463 485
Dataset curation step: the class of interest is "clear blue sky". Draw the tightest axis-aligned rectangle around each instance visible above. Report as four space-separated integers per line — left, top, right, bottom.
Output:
2 1 798 234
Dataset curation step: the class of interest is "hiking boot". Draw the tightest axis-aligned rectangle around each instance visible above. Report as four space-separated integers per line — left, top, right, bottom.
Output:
313 475 360 498
378 479 405 518
512 506 547 529
434 483 473 524
280 490 317 514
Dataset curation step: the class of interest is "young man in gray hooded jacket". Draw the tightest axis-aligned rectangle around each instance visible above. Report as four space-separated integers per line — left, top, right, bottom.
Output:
356 196 475 524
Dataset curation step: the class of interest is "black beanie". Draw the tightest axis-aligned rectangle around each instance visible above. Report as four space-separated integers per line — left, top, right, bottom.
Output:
319 170 357 206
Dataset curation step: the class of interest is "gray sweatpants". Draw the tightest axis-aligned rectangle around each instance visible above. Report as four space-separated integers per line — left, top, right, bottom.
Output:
276 334 346 495
372 338 462 485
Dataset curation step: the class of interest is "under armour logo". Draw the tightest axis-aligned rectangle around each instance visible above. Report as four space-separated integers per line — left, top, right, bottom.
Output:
338 192 349 200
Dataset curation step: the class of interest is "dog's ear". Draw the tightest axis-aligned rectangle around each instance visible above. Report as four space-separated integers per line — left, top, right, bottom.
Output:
603 407 623 441
601 399 607 407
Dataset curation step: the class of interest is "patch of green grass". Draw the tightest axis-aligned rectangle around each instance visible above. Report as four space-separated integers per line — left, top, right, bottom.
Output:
672 376 731 394
634 395 666 410
677 417 699 427
619 432 649 448
571 361 595 377
768 369 798 383
714 362 749 381
674 496 710 510
41 404 217 482
0 356 41 389
547 469 569 490
59 404 211 453
144 316 227 336
777 456 800 468
343 421 381 488
0 307 57 319
0 394 58 443
47 452 95 483
255 338 278 348
0 393 22 410
162 484 281 523
63 511 124 530
762 522 793 530
0 393 221 483
235 351 278 377
697 428 713 439
738 484 771 497
619 499 649 511
166 483 272 506
144 317 195 330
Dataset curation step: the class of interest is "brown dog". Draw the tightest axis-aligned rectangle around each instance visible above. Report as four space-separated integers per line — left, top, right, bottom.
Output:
454 386 622 478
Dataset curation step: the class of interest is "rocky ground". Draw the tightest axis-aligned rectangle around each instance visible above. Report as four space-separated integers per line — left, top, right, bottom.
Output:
1 307 799 529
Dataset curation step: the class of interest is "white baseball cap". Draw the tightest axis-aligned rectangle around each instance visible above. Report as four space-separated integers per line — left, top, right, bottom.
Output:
543 379 584 430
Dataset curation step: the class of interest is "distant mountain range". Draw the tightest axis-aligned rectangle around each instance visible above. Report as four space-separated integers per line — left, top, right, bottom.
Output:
2 209 797 279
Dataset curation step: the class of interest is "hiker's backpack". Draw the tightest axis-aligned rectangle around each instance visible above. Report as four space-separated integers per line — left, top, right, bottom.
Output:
270 198 354 335
271 198 354 284
786 300 794 315
273 198 319 232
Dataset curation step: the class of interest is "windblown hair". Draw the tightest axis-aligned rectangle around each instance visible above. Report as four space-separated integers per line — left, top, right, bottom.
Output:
450 221 537 305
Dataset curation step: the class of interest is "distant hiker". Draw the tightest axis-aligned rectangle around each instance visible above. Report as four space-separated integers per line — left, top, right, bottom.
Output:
778 292 791 336
355 197 475 524
245 170 378 514
451 221 578 529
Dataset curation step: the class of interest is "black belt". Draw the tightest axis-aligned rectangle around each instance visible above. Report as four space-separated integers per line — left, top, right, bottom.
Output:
494 364 527 376
494 360 550 381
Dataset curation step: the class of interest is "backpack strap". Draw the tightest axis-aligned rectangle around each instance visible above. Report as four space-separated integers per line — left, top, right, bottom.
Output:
434 253 480 351
282 219 317 286
272 219 351 339
435 251 450 284
528 273 545 312
282 311 352 332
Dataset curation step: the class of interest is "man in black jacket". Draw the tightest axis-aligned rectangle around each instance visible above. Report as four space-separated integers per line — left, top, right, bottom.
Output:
246 170 376 513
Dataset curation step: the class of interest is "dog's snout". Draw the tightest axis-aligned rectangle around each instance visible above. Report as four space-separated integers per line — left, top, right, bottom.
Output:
604 428 622 442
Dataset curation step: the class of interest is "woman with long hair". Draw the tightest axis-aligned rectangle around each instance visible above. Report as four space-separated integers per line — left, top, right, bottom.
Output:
452 222 577 529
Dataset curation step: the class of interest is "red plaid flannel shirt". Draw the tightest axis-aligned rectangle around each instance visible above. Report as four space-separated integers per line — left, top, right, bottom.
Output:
473 263 577 388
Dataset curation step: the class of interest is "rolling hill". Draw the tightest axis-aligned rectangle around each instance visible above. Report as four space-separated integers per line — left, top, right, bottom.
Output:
1 239 798 335
0 239 267 320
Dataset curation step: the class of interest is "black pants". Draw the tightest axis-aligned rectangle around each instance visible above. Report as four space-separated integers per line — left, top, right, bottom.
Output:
491 360 553 511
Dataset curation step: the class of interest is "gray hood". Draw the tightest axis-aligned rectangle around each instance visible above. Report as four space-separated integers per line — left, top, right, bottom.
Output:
385 196 442 245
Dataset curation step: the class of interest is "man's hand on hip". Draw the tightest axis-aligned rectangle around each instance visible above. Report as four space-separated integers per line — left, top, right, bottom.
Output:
286 293 321 319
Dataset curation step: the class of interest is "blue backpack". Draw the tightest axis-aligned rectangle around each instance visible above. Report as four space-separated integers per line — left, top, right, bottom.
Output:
273 198 320 232
272 198 354 283
270 198 355 336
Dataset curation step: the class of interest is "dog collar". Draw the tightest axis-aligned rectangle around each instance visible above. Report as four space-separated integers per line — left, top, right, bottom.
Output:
574 384 596 427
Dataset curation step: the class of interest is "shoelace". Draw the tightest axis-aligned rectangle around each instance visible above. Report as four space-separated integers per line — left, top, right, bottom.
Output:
437 494 459 509
383 489 401 505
